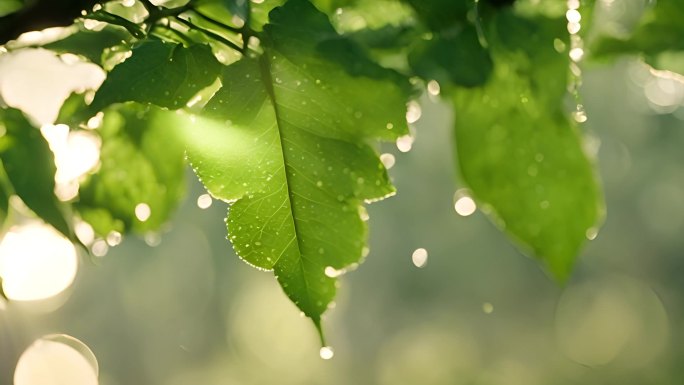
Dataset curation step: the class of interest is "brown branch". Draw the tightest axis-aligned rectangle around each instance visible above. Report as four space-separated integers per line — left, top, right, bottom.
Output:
0 0 100 45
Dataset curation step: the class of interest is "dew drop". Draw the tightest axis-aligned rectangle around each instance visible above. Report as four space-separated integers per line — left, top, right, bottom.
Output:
406 101 422 123
106 231 122 247
135 203 151 222
396 135 413 153
454 190 477 217
379 153 396 169
411 248 428 268
427 80 441 96
197 193 213 209
319 346 334 360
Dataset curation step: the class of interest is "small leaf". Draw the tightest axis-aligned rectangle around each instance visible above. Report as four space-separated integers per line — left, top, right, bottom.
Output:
0 108 75 240
89 40 222 113
76 105 185 236
452 11 604 281
179 0 410 336
44 24 131 65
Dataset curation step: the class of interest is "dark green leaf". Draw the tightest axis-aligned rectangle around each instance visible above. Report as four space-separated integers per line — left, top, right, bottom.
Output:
0 108 75 240
409 26 492 87
452 12 604 281
179 0 410 337
76 105 185 236
89 40 222 113
402 0 469 32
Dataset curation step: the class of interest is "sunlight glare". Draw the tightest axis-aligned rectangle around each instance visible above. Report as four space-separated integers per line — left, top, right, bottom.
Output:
0 223 78 301
14 334 99 385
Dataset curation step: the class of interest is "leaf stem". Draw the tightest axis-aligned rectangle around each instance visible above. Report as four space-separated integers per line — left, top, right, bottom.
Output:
189 9 242 34
173 16 244 53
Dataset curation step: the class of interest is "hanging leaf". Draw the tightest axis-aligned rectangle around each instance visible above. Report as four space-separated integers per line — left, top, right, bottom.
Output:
88 40 222 113
0 108 75 240
452 11 604 281
177 0 410 338
76 105 185 236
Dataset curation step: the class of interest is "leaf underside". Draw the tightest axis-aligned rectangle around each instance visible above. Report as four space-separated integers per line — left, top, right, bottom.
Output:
177 0 410 336
453 11 604 281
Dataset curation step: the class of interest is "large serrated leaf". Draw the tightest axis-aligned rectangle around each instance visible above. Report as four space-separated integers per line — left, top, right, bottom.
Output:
178 0 410 337
76 105 185 236
453 12 604 281
89 40 222 113
0 108 75 240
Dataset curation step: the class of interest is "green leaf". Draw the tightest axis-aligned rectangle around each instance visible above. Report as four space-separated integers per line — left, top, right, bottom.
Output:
0 165 11 228
0 0 22 17
402 0 469 32
179 0 410 336
0 108 75 240
89 40 222 113
44 24 131 65
76 105 185 236
409 26 492 87
452 12 604 281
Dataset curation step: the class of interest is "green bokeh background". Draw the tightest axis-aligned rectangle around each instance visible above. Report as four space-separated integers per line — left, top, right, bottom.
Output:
2 56 684 384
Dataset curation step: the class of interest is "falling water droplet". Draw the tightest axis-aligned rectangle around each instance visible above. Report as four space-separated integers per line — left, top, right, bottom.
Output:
411 248 428 268
135 203 151 222
197 194 213 209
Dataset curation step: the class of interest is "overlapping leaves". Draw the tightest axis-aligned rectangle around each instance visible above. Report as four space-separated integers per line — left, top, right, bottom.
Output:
78 0 409 337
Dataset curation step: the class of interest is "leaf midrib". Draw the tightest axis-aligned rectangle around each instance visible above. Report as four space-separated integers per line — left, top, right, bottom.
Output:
258 54 317 317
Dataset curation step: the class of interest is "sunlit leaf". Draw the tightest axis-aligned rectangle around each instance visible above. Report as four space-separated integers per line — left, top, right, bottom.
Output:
76 105 185 236
178 0 410 337
0 108 75 240
452 11 604 281
44 24 132 65
89 40 222 113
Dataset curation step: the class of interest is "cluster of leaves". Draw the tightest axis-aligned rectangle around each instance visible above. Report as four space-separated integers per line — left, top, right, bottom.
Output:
2 0 678 343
